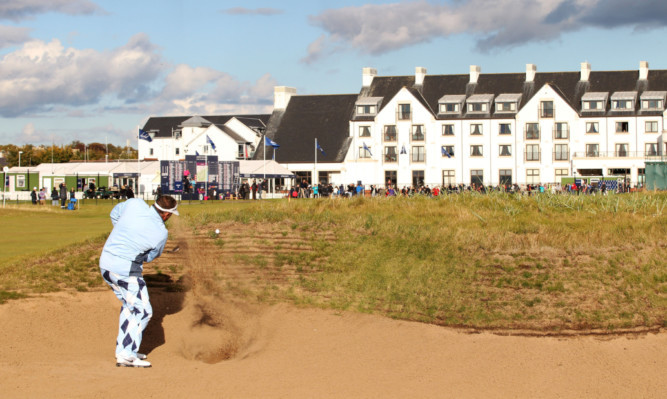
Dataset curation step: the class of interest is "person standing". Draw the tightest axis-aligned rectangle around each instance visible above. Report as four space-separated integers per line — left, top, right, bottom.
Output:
99 195 179 368
30 187 37 205
59 183 67 208
38 187 46 205
51 187 59 206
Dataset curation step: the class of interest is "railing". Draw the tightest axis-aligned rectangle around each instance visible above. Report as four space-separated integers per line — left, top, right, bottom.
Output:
396 111 412 121
553 127 569 140
573 151 661 158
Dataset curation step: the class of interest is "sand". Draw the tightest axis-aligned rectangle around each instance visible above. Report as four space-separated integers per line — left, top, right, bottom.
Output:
0 288 666 399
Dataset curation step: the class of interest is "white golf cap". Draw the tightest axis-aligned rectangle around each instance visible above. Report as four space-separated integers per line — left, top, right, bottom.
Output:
154 202 179 216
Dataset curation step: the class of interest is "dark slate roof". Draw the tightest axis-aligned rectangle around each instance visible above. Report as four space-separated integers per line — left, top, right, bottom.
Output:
255 94 357 163
142 114 270 138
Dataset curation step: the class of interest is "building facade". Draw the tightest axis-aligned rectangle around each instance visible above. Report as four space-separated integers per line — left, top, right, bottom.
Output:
261 62 667 188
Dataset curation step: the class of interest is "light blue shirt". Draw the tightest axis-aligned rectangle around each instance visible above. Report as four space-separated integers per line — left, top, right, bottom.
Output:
100 198 168 277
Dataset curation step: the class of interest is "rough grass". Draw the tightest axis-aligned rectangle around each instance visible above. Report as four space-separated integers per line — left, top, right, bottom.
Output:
185 192 667 333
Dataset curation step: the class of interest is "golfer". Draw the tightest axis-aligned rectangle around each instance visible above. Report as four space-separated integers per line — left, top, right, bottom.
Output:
99 195 179 368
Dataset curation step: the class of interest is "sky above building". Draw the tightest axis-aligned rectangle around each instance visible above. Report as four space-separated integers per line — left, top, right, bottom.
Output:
1 0 667 146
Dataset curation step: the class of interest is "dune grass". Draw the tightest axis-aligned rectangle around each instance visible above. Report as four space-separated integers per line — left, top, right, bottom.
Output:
185 192 667 332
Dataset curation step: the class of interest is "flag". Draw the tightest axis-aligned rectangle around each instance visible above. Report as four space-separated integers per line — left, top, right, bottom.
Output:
400 145 407 154
265 136 280 148
139 128 152 142
196 151 200 156
317 141 326 156
441 146 451 158
363 142 372 157
206 135 216 151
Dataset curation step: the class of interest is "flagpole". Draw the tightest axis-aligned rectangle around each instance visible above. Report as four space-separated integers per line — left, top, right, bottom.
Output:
137 126 140 195
314 138 317 185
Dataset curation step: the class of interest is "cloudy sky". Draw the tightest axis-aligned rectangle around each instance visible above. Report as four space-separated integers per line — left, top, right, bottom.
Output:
1 0 667 146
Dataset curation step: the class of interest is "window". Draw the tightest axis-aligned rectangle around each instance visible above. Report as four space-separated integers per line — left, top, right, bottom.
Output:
149 148 154 156
359 146 372 159
17 175 25 188
586 122 599 134
442 145 454 158
175 148 180 155
318 171 330 185
385 171 397 187
642 99 663 109
440 103 459 113
383 125 397 142
499 123 512 135
398 104 411 120
356 104 377 115
540 101 554 118
470 145 483 157
525 144 540 161
586 144 599 157
583 101 603 110
359 126 371 137
527 169 540 184
526 123 540 140
496 102 516 112
238 144 246 158
499 169 512 185
554 123 569 139
555 169 569 180
616 122 629 133
442 170 455 186
615 143 629 157
412 170 424 187
554 144 569 161
411 125 425 141
499 145 512 157
411 146 425 162
645 121 658 133
645 143 659 156
384 146 397 163
471 170 483 186
613 100 632 110
442 124 455 136
468 102 488 112
203 145 209 153
470 124 483 135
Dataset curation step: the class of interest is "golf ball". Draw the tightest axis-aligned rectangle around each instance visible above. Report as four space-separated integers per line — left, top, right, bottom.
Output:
215 229 220 234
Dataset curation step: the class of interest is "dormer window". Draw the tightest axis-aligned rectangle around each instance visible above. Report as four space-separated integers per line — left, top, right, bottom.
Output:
466 94 494 114
494 93 521 114
611 91 637 110
355 97 382 116
438 95 465 115
641 91 667 110
581 92 608 112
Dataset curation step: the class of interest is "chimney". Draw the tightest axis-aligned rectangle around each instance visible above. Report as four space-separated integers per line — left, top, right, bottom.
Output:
526 63 537 82
415 67 427 86
274 86 296 110
580 62 591 81
362 67 377 87
639 61 649 80
469 65 481 84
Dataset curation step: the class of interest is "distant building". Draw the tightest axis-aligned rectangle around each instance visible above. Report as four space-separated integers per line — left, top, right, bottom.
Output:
138 114 270 162
257 62 667 188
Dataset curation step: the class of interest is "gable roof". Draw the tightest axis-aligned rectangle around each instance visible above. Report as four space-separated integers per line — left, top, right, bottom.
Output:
255 94 357 163
142 114 270 138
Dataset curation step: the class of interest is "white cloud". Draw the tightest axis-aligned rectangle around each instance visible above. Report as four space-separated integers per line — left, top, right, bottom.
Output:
0 33 164 117
153 65 276 115
306 0 667 57
0 25 31 48
0 0 104 21
221 7 283 16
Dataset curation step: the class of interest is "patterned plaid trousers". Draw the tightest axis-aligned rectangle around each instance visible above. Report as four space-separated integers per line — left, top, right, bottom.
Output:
101 269 153 359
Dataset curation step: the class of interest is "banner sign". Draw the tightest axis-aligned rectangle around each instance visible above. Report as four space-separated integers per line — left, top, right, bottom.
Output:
161 158 238 197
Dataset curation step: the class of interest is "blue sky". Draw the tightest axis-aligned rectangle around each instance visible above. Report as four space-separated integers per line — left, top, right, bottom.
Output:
1 0 667 146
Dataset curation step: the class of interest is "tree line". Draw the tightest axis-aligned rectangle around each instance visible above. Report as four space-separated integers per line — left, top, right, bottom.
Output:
0 141 138 168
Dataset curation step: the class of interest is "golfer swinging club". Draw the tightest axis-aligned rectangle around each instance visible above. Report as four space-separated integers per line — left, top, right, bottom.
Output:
99 195 179 368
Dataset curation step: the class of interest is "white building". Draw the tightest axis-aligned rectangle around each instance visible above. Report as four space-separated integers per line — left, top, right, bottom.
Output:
258 62 666 188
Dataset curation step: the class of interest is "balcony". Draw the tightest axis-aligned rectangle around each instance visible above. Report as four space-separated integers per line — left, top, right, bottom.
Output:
573 151 655 158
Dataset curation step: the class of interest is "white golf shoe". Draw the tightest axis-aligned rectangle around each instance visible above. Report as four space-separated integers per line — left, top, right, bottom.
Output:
116 356 151 368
